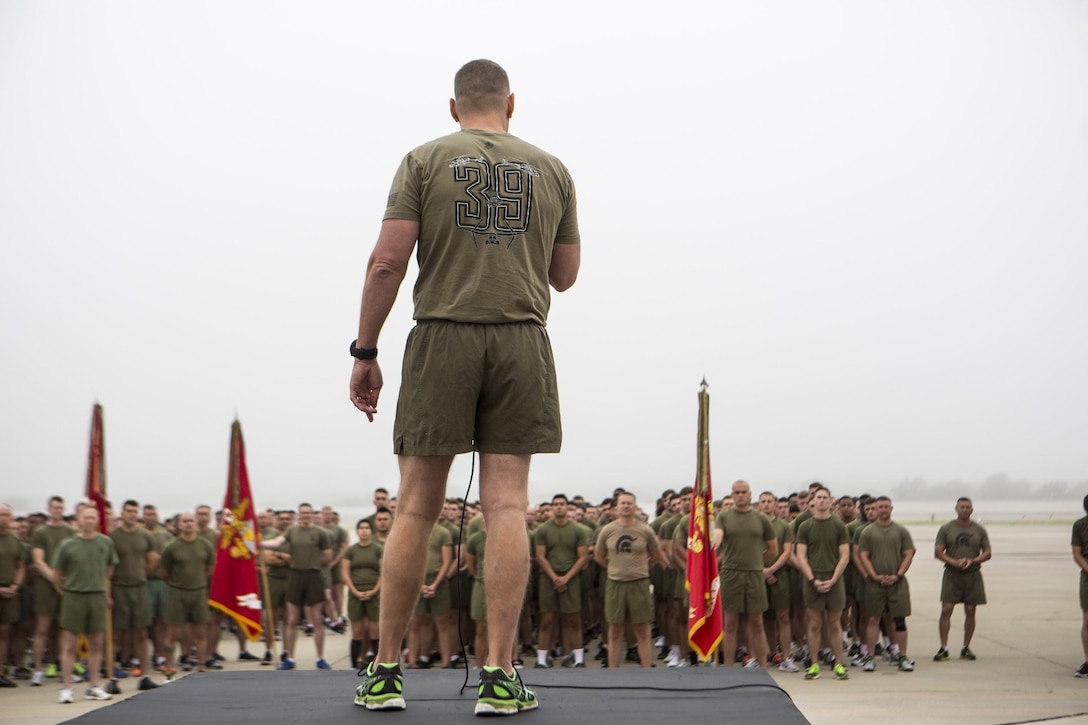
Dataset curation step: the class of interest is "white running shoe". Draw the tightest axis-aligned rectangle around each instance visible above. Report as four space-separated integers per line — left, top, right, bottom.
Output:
31 671 45 686
85 685 112 700
778 658 800 673
58 688 74 704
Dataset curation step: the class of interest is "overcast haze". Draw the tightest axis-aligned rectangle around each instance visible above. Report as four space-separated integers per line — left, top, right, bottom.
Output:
1 1 1086 514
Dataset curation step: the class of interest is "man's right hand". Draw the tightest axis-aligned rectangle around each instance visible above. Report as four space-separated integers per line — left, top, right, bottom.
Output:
350 359 384 422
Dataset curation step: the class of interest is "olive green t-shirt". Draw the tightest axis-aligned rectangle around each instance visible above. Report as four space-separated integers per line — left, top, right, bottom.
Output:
772 518 794 567
0 532 23 586
31 523 75 580
466 530 487 581
53 534 118 592
715 508 776 572
284 525 332 572
596 521 660 582
145 528 174 580
935 520 991 573
425 524 452 577
858 522 915 575
342 542 382 590
796 516 849 574
1073 516 1088 559
384 128 580 326
533 519 589 573
160 536 215 590
110 527 156 586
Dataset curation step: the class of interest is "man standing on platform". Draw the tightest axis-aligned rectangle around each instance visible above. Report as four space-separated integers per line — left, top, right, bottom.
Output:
933 497 991 663
348 58 580 715
52 507 117 703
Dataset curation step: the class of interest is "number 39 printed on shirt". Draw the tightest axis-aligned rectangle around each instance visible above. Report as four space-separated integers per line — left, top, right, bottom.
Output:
450 156 538 247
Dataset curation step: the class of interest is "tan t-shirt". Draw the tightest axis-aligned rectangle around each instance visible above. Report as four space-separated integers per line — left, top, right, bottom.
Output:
596 520 659 582
384 129 580 326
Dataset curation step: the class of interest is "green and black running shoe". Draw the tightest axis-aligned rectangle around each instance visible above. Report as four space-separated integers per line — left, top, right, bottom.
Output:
475 666 538 716
354 661 405 711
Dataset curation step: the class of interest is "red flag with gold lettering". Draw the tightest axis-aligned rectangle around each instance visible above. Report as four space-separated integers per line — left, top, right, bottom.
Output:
85 404 109 535
209 420 263 640
686 380 722 661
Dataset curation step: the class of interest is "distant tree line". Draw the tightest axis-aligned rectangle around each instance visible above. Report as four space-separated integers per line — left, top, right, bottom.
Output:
891 473 1086 501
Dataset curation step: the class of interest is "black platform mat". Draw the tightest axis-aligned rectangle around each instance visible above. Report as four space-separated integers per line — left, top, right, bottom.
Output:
68 668 808 724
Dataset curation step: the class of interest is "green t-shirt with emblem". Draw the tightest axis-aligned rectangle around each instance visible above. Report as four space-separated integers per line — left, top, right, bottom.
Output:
596 520 660 582
935 520 990 573
53 534 119 592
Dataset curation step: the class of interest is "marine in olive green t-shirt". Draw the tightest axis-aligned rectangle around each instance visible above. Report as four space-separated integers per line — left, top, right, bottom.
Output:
52 534 119 592
160 537 215 590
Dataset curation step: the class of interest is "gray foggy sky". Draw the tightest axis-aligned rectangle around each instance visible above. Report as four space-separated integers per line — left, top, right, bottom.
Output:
1 1 1086 513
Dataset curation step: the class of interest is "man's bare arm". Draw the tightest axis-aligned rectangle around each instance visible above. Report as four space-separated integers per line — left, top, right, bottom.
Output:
350 219 418 420
549 242 580 292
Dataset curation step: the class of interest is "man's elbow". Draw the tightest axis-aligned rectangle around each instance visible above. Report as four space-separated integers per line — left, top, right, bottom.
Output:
549 268 578 292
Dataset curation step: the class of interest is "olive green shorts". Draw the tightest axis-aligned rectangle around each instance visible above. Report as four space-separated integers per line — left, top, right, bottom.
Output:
347 593 379 622
766 571 791 612
802 574 846 612
0 591 20 625
413 577 451 616
393 321 562 456
1081 571 1088 611
33 577 62 617
604 578 653 625
788 567 804 606
470 579 487 622
287 570 326 608
112 583 152 629
166 587 210 626
863 577 911 619
538 572 582 614
720 569 768 615
672 565 688 600
59 591 107 634
940 568 987 605
267 575 287 611
146 579 168 618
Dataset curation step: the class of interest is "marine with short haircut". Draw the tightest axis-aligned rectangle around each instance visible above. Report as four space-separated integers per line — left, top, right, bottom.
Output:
1070 494 1088 678
29 496 74 686
857 496 916 671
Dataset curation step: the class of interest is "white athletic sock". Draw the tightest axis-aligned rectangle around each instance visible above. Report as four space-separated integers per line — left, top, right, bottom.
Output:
573 648 584 665
537 650 548 666
859 645 869 657
670 645 681 660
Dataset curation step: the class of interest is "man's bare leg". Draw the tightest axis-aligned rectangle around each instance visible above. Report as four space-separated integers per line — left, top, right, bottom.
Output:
374 456 452 665
479 453 531 674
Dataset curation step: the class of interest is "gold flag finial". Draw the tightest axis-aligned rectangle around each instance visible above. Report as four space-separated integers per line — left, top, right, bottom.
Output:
700 377 708 392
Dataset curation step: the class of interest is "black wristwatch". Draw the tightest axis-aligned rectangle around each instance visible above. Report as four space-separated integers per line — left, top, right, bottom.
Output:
349 339 378 360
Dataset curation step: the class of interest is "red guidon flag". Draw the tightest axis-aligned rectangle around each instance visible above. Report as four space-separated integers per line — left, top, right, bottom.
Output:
686 380 722 661
85 404 109 535
209 420 263 640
